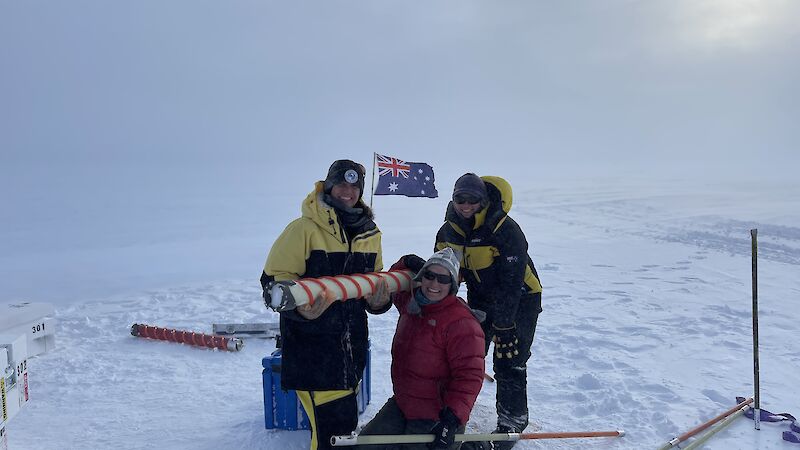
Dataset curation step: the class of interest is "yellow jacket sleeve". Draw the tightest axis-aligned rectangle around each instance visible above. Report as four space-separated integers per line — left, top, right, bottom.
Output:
263 218 309 281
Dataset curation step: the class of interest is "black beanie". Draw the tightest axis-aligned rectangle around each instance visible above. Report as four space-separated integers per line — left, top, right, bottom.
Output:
324 160 366 198
453 173 488 202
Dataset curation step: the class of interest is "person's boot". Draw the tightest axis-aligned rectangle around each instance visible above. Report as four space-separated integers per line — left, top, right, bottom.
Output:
488 425 522 450
460 441 490 450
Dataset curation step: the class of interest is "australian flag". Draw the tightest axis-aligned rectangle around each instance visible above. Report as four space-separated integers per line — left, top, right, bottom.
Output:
373 154 438 198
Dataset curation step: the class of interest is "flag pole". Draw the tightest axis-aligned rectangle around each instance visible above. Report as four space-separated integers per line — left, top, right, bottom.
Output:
751 228 760 430
369 152 377 209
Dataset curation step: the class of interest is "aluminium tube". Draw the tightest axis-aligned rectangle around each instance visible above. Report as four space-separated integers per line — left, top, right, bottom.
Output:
682 406 749 450
332 430 624 446
655 397 753 450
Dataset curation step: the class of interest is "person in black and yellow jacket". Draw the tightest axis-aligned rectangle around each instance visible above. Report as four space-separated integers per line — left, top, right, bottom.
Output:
434 173 542 450
261 159 388 450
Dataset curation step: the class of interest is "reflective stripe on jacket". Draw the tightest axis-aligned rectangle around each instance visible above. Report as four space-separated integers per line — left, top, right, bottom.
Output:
435 176 541 328
261 181 382 391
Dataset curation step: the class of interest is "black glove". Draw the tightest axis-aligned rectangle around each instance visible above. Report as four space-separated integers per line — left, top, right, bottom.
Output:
403 254 426 272
492 324 519 359
428 407 460 449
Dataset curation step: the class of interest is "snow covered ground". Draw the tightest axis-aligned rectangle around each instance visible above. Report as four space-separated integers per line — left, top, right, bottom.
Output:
3 175 799 450
3 1 799 448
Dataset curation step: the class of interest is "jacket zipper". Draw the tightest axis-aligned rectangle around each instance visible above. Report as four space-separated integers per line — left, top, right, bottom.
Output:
342 238 353 274
461 229 482 283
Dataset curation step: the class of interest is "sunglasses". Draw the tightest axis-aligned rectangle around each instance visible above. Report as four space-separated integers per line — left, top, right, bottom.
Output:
421 270 453 285
453 194 481 205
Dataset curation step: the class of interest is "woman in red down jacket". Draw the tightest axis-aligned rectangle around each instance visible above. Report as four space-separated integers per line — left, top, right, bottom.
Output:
357 248 486 450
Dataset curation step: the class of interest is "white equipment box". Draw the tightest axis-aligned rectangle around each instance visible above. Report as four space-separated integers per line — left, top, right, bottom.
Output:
1 334 30 432
0 302 56 359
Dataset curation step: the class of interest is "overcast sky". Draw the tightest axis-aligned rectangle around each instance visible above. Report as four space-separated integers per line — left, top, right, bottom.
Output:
2 0 798 190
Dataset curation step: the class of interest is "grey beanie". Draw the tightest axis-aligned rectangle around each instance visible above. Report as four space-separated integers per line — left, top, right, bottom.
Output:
413 247 461 295
453 173 488 203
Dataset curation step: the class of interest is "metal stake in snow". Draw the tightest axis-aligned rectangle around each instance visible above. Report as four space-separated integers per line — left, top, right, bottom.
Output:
331 430 624 446
266 270 414 312
130 324 243 352
655 397 753 450
751 228 761 430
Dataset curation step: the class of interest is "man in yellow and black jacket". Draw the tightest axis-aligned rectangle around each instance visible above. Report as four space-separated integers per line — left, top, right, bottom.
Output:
435 173 542 450
261 159 387 450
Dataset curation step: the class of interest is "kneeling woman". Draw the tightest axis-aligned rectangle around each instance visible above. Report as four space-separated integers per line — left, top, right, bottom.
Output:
359 248 486 450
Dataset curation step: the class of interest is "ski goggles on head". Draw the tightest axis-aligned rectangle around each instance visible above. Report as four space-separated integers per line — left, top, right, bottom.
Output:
422 270 452 285
453 194 481 205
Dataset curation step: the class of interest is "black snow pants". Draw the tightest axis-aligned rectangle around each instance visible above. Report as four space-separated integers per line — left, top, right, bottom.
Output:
476 292 542 432
356 397 465 450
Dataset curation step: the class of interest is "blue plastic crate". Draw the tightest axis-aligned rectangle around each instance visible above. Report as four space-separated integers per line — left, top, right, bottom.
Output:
262 341 371 430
